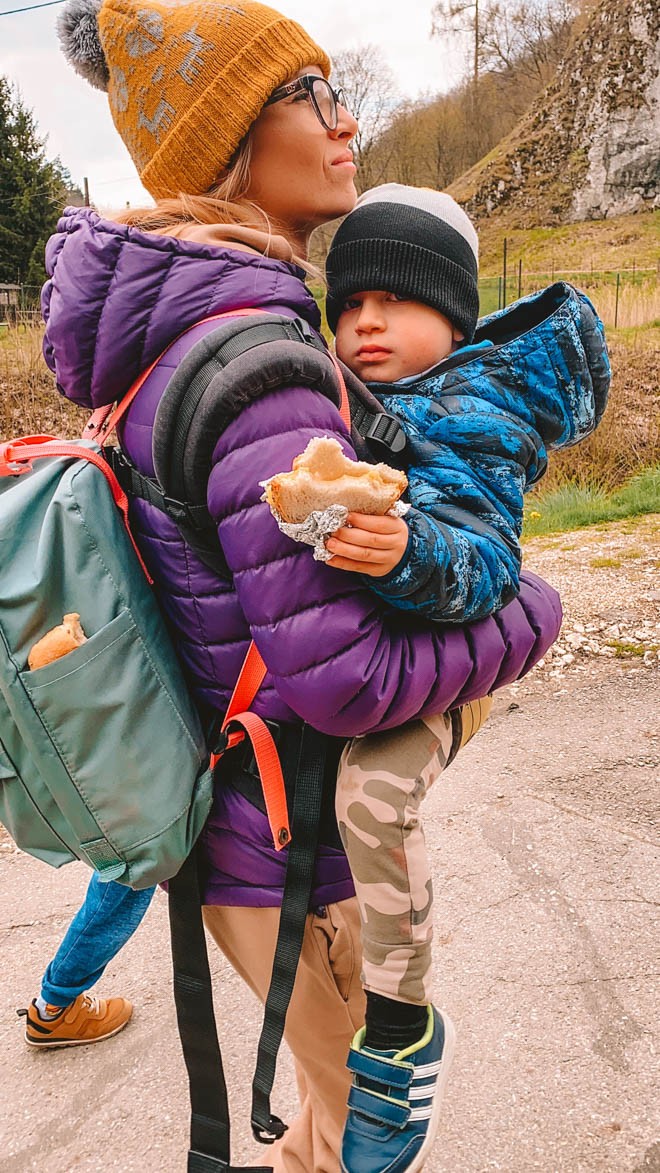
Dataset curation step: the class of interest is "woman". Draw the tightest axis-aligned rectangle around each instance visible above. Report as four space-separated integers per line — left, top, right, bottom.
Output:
45 3 561 1170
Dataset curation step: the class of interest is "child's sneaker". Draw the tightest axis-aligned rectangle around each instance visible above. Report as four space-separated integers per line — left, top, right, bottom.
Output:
19 992 132 1048
341 1005 455 1173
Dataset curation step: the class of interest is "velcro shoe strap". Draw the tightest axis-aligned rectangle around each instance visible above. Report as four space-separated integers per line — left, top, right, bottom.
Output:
347 1048 413 1089
347 1085 410 1128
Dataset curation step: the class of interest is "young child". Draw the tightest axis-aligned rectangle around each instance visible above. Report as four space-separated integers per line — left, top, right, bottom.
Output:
323 184 609 1172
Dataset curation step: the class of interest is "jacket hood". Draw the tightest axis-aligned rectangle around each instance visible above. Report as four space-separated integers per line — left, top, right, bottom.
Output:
41 207 321 410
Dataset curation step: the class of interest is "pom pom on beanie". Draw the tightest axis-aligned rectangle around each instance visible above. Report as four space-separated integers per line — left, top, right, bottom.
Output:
57 0 109 92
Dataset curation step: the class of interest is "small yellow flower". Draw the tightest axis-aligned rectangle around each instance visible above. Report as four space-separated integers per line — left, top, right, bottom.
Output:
529 510 541 520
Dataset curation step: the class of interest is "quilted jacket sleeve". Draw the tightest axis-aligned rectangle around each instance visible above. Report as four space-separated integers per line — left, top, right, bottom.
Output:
207 385 562 738
367 503 521 623
365 396 547 622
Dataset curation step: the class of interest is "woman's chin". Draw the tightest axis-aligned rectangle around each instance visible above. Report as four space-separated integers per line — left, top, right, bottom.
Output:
327 182 358 219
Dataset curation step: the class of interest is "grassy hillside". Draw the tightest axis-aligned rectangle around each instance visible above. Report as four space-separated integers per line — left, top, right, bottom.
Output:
474 212 659 330
476 210 659 277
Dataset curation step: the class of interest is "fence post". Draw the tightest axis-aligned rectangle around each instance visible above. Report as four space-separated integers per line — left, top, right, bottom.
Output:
518 257 522 300
614 272 620 328
502 237 508 308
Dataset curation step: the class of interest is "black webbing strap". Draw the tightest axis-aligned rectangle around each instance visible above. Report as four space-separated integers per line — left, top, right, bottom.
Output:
106 446 211 530
168 849 273 1173
250 723 327 1143
347 395 409 462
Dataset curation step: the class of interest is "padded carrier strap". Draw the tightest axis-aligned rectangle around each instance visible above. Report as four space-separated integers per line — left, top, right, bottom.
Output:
104 312 408 574
91 310 406 1168
152 313 338 573
169 849 275 1173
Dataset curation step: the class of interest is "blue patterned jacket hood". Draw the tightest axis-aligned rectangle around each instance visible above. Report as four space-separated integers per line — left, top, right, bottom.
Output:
359 282 610 623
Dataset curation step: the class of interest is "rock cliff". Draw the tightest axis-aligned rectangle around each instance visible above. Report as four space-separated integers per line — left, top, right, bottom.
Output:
450 0 660 226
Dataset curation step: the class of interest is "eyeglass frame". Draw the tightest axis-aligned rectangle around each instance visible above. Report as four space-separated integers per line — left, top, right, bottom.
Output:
264 74 347 132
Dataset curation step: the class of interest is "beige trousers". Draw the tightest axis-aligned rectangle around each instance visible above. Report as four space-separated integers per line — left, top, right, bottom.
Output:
203 899 366 1173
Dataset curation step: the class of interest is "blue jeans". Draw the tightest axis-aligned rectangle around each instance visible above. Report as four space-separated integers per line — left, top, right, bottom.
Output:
40 873 156 1006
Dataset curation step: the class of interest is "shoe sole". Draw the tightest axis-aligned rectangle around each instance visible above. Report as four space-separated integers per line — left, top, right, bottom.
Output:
25 1019 131 1049
406 1012 456 1173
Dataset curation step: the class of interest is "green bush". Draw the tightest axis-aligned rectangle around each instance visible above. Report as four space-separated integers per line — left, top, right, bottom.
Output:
523 467 660 537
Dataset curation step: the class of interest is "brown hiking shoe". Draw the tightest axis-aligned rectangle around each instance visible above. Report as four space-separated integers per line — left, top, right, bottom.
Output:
20 992 133 1048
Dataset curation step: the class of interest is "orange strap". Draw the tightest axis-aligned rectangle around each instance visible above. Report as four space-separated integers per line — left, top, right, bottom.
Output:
328 352 351 431
0 436 153 582
208 641 292 850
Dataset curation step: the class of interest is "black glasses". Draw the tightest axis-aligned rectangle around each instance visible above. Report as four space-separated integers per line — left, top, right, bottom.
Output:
265 75 346 132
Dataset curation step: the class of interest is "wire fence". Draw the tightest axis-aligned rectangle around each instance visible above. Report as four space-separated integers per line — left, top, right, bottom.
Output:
3 268 659 333
0 291 42 330
479 265 659 328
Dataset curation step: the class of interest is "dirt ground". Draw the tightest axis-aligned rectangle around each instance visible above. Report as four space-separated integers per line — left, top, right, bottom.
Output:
1 515 658 1173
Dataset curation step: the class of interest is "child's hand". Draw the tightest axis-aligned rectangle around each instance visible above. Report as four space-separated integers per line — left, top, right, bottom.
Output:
325 513 409 577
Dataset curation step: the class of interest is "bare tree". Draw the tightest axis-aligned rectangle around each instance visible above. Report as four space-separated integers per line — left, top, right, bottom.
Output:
331 46 401 191
431 0 578 91
479 0 578 86
431 0 482 89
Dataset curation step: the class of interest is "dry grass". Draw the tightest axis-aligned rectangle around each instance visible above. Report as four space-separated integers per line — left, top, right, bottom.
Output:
581 279 659 331
0 326 85 442
479 274 659 326
2 323 658 497
538 334 660 493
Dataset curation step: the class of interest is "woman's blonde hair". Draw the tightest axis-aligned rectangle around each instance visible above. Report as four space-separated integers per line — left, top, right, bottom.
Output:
114 135 322 282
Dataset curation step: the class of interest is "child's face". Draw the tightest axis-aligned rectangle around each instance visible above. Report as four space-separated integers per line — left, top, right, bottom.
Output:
335 291 464 383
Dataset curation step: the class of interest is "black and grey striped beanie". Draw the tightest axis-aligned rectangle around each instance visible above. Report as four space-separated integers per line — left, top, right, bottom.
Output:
326 183 479 341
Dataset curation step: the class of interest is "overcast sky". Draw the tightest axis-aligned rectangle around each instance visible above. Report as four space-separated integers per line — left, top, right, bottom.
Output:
0 0 464 210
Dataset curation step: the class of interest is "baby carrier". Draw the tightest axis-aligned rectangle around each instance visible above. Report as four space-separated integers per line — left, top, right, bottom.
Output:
0 280 605 1171
0 307 407 1173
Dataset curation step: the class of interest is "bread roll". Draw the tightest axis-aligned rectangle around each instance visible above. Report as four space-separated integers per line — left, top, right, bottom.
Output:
28 613 88 670
263 436 407 524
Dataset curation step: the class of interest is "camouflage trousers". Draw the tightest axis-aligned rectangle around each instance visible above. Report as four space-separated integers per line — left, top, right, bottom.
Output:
335 697 492 1005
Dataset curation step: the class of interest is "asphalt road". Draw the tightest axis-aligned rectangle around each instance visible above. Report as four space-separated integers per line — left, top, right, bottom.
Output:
2 656 658 1173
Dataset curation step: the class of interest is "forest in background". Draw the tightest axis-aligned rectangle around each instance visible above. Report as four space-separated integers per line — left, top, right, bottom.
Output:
312 0 606 262
0 78 82 288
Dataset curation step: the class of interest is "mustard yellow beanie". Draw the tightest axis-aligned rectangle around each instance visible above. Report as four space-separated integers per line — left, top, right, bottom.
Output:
57 0 331 199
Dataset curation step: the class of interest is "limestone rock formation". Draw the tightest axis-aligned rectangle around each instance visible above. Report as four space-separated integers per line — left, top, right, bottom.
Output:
450 0 660 226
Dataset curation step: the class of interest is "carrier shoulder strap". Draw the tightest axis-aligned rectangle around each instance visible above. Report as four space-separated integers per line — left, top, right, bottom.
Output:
94 310 408 577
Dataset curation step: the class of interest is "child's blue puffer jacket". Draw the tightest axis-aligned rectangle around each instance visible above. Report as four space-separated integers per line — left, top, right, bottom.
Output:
364 283 610 623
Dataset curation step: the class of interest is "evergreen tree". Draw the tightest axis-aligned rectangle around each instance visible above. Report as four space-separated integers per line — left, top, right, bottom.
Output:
0 77 81 293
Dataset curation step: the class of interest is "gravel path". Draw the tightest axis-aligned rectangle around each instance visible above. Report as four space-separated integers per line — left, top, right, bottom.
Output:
1 515 658 1173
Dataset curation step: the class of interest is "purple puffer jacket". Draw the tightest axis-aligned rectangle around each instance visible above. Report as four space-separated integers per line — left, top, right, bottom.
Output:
42 208 562 908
